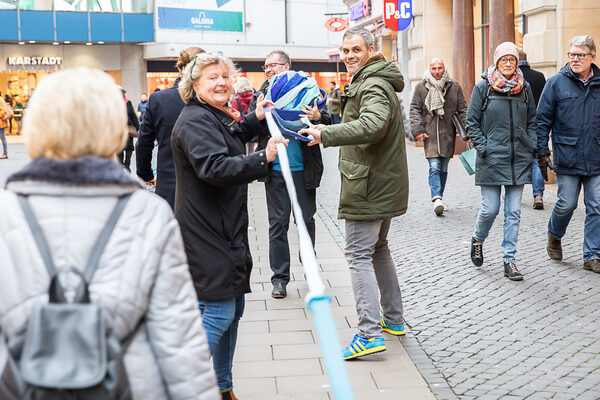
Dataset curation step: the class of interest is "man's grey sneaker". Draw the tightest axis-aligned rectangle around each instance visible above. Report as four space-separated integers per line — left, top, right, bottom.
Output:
471 237 484 266
433 198 445 216
547 233 563 261
271 282 287 299
583 258 600 273
533 195 544 210
504 261 523 281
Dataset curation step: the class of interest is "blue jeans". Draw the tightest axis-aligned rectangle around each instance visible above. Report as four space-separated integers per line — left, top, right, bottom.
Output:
331 113 341 124
532 158 545 196
473 185 524 262
198 295 245 391
0 128 6 154
548 174 600 262
427 157 449 201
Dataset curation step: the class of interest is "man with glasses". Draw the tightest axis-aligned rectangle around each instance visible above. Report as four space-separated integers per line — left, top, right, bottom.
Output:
537 35 600 273
250 50 328 299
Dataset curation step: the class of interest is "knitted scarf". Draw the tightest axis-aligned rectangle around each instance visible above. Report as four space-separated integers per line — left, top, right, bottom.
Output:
423 69 451 116
487 65 524 95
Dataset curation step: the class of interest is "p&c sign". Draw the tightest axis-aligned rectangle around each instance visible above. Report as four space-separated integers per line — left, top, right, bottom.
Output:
384 0 412 31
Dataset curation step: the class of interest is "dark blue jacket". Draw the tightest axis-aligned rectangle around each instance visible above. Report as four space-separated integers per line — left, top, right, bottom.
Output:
136 78 185 209
537 63 600 176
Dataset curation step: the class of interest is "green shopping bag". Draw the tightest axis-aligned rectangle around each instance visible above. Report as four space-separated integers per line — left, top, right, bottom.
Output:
459 143 477 176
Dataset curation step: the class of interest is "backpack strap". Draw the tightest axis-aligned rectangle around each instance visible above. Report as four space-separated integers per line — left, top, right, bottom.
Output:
17 194 131 282
83 194 131 282
480 84 493 112
17 194 58 277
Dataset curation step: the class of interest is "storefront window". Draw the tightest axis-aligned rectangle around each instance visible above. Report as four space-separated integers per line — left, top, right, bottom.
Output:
122 0 152 13
19 0 52 10
146 72 179 94
0 0 17 9
89 0 120 12
54 0 87 11
514 0 525 49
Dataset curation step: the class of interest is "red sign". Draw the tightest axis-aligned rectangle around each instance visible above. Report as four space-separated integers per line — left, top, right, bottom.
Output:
384 0 413 31
324 17 349 32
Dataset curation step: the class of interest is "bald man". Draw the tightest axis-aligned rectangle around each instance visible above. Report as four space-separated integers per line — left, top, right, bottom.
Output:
410 58 467 216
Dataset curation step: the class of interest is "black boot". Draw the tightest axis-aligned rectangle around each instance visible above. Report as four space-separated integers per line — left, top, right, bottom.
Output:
470 237 484 267
504 261 523 281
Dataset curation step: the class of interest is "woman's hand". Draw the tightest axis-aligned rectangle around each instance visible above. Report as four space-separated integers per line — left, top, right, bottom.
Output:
265 136 289 162
254 93 274 121
299 99 321 122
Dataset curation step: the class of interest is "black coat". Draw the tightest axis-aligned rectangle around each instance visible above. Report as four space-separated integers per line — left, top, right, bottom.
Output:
519 63 546 106
124 100 139 152
136 78 184 209
171 97 270 301
249 79 327 189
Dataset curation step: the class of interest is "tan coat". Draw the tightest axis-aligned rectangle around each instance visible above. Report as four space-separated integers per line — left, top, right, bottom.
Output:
0 97 11 130
410 79 467 158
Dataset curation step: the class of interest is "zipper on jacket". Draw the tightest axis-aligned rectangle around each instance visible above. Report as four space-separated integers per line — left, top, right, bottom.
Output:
508 94 516 186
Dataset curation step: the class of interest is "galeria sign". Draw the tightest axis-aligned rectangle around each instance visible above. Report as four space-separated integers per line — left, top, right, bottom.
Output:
383 0 412 31
7 56 63 66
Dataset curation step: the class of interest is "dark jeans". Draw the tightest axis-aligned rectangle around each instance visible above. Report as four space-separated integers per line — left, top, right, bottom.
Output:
331 113 341 124
265 170 316 285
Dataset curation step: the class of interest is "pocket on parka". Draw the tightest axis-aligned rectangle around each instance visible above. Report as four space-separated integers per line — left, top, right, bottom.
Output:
552 135 579 168
339 159 369 204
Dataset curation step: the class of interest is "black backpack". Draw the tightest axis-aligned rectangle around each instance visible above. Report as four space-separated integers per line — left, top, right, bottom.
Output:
0 194 141 400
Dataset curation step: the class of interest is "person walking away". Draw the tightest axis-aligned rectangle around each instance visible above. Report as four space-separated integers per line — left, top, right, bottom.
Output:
537 35 600 273
327 81 342 124
300 27 408 360
118 87 139 171
0 67 219 400
410 58 467 216
171 52 288 399
138 93 149 122
136 47 204 209
518 49 547 210
466 42 537 281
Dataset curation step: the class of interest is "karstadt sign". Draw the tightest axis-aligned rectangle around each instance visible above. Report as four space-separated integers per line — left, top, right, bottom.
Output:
7 56 63 67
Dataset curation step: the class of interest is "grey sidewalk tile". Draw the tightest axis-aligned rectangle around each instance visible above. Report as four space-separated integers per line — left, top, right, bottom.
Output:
272 343 324 360
237 331 314 346
233 359 322 379
276 373 375 394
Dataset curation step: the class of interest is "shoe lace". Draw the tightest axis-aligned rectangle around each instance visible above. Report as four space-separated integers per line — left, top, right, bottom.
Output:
473 242 482 258
507 262 518 274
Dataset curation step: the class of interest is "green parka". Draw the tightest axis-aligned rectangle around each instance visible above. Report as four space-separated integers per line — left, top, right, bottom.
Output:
466 70 537 186
320 54 409 220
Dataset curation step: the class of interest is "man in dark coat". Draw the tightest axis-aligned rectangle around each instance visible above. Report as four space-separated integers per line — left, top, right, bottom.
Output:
136 78 184 209
518 50 547 210
537 35 600 273
249 50 327 299
410 58 467 216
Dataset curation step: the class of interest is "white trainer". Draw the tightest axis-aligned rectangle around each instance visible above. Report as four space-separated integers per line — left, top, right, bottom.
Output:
433 198 445 216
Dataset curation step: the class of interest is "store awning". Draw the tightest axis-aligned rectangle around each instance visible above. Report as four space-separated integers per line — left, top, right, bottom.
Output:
326 48 340 63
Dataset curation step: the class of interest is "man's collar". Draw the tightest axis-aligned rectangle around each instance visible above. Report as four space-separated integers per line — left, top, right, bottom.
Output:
518 60 530 68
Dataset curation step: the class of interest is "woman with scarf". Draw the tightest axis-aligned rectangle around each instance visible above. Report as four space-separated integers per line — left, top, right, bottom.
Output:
466 42 537 281
171 53 287 400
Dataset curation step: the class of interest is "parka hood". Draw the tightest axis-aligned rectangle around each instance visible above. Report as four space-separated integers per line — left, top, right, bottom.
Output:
353 52 404 92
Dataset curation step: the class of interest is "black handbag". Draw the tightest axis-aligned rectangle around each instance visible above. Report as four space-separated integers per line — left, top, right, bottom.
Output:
452 113 468 141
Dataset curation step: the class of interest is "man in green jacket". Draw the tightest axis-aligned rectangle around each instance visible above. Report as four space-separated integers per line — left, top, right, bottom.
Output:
300 27 409 360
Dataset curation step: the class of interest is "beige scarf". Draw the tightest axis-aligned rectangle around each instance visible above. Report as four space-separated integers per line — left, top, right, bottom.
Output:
423 69 451 116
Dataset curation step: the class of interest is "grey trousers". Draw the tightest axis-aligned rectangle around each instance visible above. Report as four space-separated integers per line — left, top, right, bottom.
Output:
345 218 404 338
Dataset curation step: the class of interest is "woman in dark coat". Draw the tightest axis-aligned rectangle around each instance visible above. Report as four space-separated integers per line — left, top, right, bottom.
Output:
136 47 204 208
466 42 537 281
117 88 139 171
171 52 287 400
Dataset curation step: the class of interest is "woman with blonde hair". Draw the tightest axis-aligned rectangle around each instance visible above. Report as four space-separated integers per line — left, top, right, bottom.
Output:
172 53 287 400
136 46 204 208
0 67 219 400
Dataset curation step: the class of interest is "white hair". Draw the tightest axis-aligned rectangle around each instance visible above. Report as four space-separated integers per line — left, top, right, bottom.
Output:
179 53 239 104
570 35 596 54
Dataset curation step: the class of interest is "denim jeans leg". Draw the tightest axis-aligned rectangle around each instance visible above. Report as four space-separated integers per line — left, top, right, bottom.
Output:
345 219 385 338
0 128 6 154
582 175 600 262
473 185 501 242
501 185 524 262
212 295 245 391
532 158 545 196
439 157 450 196
427 157 443 201
372 219 404 325
548 174 581 240
265 171 292 285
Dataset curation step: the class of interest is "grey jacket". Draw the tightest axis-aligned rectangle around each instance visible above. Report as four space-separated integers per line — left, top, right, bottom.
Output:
0 157 219 400
410 79 467 158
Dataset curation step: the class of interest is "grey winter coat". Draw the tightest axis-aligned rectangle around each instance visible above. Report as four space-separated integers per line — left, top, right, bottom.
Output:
0 157 219 400
466 71 537 186
410 79 467 158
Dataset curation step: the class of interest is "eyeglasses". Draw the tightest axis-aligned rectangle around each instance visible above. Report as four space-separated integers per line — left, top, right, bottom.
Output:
262 63 286 71
567 52 593 60
498 57 517 65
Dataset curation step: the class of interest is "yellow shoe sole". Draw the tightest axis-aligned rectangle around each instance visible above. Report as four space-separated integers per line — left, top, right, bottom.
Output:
382 326 406 336
343 345 387 360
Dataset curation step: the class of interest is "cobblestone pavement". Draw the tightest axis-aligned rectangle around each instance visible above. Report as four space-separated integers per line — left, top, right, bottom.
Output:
316 143 600 400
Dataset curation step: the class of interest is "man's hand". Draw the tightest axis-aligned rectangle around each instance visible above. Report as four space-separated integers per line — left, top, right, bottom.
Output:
299 99 321 122
254 93 274 121
145 178 156 188
537 154 554 182
265 136 289 162
415 133 428 142
298 127 322 147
